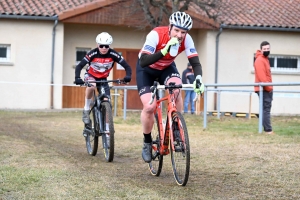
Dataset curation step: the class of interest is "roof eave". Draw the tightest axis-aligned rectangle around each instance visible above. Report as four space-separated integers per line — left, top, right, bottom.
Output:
221 24 300 32
0 14 58 21
58 0 123 21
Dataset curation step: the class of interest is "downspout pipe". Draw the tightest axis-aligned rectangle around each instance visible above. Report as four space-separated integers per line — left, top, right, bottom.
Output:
51 18 59 109
214 27 223 110
0 14 59 109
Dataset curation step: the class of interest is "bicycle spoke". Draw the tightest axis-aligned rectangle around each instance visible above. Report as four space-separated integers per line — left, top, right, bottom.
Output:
170 111 190 186
148 114 163 176
101 102 115 162
85 107 98 156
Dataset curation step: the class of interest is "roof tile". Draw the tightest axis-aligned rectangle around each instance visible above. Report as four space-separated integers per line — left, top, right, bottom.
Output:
0 0 299 29
217 0 300 28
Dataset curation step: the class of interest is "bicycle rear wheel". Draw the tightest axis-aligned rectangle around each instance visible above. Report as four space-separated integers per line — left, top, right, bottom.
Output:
85 106 99 156
101 102 115 162
170 111 190 186
148 113 163 176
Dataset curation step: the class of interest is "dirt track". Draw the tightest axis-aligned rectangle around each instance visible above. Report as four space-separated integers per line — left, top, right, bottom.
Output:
1 110 300 199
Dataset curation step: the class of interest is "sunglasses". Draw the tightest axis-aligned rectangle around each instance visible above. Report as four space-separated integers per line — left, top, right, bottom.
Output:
99 45 109 49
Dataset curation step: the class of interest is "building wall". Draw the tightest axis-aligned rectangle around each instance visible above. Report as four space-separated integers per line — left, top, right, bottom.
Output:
0 19 64 109
1 19 299 115
205 29 300 115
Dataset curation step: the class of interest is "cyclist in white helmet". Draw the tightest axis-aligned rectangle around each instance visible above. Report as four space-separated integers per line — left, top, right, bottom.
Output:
75 32 132 128
136 11 205 163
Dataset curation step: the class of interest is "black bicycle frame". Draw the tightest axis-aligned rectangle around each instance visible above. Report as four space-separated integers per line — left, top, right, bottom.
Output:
92 84 111 136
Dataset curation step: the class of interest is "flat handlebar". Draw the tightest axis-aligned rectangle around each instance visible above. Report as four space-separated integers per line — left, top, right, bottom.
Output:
149 81 190 105
74 79 125 87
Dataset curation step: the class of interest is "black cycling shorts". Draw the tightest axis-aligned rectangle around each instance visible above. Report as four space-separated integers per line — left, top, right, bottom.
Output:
136 59 181 96
84 73 111 98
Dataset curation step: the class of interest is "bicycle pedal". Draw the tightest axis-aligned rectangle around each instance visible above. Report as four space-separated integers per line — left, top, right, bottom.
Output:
152 151 160 159
152 140 159 145
83 126 93 137
82 130 87 137
174 145 183 152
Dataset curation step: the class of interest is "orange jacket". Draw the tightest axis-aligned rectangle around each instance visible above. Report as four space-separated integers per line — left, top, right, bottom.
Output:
254 50 273 92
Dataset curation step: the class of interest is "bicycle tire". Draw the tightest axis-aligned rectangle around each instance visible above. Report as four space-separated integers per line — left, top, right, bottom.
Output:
85 106 99 156
148 113 163 176
170 111 190 186
101 102 115 162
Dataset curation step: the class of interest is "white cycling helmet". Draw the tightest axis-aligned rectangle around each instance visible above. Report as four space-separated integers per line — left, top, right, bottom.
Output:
95 32 113 45
169 11 193 31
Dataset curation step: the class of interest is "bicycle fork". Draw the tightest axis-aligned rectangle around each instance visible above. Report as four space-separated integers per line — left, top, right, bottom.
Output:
169 111 184 152
96 105 106 136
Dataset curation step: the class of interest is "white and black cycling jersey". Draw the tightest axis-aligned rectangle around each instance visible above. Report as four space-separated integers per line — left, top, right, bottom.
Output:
75 48 131 79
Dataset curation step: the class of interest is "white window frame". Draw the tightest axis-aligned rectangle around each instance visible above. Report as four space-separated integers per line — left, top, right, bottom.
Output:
76 47 91 65
269 54 300 72
0 44 11 62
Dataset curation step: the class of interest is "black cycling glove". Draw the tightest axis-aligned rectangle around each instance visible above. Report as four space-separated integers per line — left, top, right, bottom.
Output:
74 77 84 85
123 76 131 83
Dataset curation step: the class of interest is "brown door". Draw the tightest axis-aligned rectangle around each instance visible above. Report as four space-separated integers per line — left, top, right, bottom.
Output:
113 48 142 110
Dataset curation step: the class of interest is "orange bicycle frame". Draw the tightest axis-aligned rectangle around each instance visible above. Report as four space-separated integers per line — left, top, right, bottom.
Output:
154 89 180 156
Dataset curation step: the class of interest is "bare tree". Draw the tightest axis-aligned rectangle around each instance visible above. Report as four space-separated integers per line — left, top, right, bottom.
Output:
135 0 222 29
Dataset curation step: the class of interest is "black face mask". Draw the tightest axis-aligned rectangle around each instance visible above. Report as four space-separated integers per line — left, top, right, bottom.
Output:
263 51 270 57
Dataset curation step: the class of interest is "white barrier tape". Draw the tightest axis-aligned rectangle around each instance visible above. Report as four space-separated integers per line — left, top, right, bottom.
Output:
0 81 80 87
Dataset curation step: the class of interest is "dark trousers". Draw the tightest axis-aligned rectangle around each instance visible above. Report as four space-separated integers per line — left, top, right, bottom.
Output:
257 91 273 132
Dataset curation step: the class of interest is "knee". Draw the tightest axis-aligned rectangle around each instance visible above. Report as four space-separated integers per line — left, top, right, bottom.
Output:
175 91 182 101
143 104 155 114
85 87 94 96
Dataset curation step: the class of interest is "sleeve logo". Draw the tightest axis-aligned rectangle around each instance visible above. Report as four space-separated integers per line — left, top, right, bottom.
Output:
110 52 120 58
190 48 197 53
144 45 155 53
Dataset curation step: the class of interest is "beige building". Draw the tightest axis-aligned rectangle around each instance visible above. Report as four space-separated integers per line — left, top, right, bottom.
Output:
0 0 299 115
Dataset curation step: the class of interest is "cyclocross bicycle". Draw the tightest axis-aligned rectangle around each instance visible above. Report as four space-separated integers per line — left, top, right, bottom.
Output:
148 80 201 186
80 79 124 162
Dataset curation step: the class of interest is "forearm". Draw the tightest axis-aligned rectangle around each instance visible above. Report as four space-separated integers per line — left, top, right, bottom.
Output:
188 56 202 77
119 60 132 76
139 52 164 67
75 60 87 77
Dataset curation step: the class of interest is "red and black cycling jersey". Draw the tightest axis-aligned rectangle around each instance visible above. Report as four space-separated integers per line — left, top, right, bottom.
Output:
75 48 131 78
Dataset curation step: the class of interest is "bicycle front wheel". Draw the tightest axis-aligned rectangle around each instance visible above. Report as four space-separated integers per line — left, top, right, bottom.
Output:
170 111 190 186
101 102 115 162
86 107 99 156
148 113 163 176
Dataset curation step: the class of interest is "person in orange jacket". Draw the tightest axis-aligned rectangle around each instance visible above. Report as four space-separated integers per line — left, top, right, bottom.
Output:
254 41 274 134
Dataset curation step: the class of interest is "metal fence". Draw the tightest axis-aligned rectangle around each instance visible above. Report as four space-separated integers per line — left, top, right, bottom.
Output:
203 82 300 133
111 82 300 133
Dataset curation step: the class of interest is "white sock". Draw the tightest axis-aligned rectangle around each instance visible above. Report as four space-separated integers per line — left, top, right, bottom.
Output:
84 98 92 110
